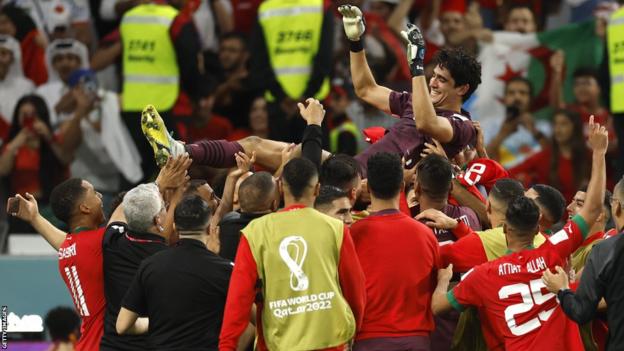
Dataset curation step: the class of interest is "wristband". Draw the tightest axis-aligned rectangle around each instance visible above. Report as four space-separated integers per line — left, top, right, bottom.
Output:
557 288 572 301
349 39 364 53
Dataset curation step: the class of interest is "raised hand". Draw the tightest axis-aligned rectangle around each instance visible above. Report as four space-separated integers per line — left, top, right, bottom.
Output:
338 5 366 41
401 23 426 76
155 154 192 191
7 193 39 223
587 115 609 155
231 151 255 178
297 98 326 126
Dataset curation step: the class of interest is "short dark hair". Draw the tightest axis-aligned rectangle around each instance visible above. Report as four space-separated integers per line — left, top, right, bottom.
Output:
283 158 318 199
573 66 600 83
532 184 566 223
367 152 403 200
417 154 453 201
432 47 482 102
506 76 534 97
44 306 80 342
320 154 361 191
490 179 525 208
239 171 276 213
506 196 540 234
220 31 248 49
315 186 349 209
50 178 86 223
174 194 212 232
184 179 208 196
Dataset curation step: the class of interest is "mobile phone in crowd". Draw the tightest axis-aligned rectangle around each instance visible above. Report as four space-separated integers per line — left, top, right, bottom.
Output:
506 105 521 120
7 196 21 215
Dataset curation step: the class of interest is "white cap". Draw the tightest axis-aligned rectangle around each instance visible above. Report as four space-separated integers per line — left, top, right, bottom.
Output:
46 0 72 33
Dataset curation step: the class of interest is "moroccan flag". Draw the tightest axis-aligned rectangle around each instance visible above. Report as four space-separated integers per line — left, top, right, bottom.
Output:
467 20 604 142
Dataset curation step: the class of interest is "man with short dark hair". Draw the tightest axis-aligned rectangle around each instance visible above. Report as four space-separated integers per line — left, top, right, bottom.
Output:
314 185 353 225
116 194 240 350
431 120 608 351
220 157 366 351
413 154 481 245
320 154 362 205
486 77 548 168
9 178 106 351
542 177 624 351
525 184 567 234
219 171 279 261
45 306 81 350
351 152 438 351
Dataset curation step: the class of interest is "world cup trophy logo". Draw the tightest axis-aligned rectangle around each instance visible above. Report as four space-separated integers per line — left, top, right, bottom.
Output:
279 236 309 291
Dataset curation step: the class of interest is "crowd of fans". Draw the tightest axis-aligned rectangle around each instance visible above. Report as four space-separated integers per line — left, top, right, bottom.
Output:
3 0 624 350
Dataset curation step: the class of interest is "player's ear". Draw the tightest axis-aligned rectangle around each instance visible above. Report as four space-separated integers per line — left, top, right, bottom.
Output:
78 202 90 215
349 187 357 201
314 182 321 197
456 83 470 98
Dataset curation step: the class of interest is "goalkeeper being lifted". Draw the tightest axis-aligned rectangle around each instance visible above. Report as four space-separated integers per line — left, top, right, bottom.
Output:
338 4 482 175
139 5 484 181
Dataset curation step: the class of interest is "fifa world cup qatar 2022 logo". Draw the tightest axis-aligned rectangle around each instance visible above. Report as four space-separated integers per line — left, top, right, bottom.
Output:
279 236 309 291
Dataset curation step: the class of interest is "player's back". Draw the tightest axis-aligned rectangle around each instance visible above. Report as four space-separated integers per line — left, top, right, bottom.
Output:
57 227 106 351
475 247 583 351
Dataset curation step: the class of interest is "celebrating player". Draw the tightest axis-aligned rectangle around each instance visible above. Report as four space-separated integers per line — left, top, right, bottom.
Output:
431 117 608 350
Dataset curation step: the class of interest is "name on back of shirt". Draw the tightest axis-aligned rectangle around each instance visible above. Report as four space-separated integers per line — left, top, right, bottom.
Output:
498 256 547 276
58 243 77 259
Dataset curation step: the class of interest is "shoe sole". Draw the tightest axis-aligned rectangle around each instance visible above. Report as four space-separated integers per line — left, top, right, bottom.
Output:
141 105 172 167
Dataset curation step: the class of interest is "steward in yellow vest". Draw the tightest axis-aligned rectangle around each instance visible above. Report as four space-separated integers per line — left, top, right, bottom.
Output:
252 0 333 104
608 6 624 113
219 158 366 351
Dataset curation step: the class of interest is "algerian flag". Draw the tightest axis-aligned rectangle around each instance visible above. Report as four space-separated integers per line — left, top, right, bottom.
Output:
467 20 604 143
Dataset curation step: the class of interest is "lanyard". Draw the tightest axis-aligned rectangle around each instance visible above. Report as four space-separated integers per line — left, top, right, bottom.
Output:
124 233 162 244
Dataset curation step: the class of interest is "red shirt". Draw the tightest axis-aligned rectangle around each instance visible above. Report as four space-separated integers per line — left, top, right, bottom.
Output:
509 147 584 202
350 210 439 340
58 228 106 351
448 216 589 351
180 115 234 142
219 205 366 351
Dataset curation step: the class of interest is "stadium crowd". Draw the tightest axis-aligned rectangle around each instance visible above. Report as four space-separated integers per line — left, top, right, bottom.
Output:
2 0 624 350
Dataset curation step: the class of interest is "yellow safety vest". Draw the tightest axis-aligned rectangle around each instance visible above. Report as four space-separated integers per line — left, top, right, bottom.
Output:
243 207 356 350
258 0 330 101
120 4 179 112
329 121 361 153
608 7 624 113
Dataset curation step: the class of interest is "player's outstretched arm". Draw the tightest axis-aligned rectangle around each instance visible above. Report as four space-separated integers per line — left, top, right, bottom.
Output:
403 23 454 143
339 5 392 113
577 116 607 227
8 193 66 250
431 264 454 315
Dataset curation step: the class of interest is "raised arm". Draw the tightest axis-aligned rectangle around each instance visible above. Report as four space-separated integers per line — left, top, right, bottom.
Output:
211 152 255 230
577 117 607 226
431 264 454 315
403 24 454 143
339 5 392 113
8 193 66 250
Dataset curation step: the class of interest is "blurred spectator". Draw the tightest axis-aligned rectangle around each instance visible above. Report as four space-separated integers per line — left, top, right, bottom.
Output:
44 306 81 351
230 0 261 34
8 0 94 47
504 3 537 33
328 87 360 155
36 39 88 127
0 34 34 139
551 51 617 149
250 0 333 139
56 69 142 207
213 32 256 129
510 109 590 202
228 96 272 141
180 80 234 142
189 0 233 54
486 77 550 168
0 5 48 85
119 1 206 182
0 94 69 232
